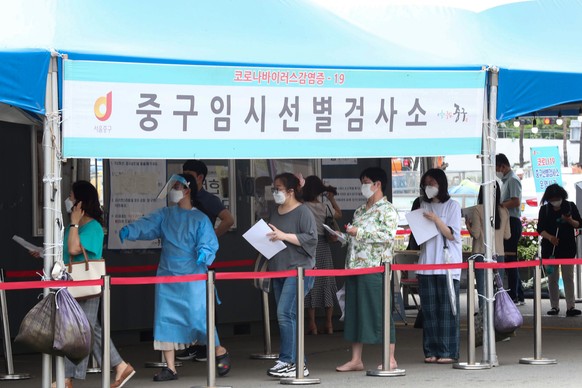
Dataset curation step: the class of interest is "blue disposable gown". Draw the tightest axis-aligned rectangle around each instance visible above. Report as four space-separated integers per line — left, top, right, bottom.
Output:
125 206 219 345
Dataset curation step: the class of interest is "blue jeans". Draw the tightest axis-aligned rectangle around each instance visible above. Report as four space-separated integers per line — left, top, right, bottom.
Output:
272 276 314 364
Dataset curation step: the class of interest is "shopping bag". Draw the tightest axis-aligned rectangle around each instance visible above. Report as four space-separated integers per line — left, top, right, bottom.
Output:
53 288 93 364
493 273 523 333
15 292 57 354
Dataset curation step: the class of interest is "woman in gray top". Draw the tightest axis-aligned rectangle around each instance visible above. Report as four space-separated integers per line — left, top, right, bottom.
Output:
265 172 317 379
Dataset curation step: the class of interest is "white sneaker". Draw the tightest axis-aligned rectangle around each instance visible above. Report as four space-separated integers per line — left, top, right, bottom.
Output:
276 363 310 378
267 361 293 377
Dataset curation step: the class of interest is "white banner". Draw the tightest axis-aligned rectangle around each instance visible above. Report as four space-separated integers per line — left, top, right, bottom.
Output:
107 159 167 249
63 60 486 159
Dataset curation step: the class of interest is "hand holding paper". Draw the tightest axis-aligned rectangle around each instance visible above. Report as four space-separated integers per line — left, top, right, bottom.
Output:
243 219 286 259
404 208 439 245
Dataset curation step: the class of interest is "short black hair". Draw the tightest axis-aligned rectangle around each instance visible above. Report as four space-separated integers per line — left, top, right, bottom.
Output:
72 180 103 225
359 167 387 192
182 160 208 179
495 153 510 167
541 183 568 203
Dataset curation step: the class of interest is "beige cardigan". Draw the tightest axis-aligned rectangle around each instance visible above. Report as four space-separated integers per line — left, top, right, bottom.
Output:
468 204 511 256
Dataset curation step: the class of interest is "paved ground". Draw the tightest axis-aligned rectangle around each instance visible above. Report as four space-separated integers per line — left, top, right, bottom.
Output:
3 293 582 388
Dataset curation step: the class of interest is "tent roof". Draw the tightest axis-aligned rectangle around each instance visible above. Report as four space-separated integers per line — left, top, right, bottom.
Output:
2 0 582 120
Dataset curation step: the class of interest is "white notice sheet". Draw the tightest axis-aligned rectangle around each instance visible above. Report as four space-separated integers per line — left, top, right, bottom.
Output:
405 208 439 245
243 219 287 259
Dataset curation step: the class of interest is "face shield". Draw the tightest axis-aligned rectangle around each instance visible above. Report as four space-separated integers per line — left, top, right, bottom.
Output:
156 174 190 200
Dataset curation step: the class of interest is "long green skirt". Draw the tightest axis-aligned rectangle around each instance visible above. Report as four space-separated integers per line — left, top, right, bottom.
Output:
343 273 395 344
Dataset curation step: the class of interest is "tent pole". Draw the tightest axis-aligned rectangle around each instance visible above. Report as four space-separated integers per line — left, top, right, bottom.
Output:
482 67 499 367
42 52 64 388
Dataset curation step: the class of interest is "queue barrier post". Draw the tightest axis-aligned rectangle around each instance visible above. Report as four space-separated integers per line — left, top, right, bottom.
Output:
192 270 230 388
366 262 405 377
280 267 320 385
86 356 101 374
250 290 278 360
575 232 582 301
101 276 111 388
0 271 31 381
519 263 557 365
454 258 490 370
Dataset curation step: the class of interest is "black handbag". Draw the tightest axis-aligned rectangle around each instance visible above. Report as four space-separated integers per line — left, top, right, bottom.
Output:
323 204 340 243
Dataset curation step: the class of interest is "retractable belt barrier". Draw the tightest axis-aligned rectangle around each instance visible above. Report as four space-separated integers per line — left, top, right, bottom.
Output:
3 257 582 386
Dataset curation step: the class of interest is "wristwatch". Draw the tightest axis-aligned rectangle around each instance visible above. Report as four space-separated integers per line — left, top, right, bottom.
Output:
70 224 79 228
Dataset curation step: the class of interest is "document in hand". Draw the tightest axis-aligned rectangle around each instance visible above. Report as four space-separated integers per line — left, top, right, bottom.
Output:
404 208 439 245
322 223 346 244
243 219 287 259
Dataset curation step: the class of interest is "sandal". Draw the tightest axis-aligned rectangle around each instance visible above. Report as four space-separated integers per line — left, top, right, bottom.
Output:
436 358 457 364
424 356 437 363
153 367 178 382
216 352 231 377
547 307 560 316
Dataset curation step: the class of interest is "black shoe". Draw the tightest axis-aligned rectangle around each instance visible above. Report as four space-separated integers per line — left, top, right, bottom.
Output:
566 308 581 317
153 367 178 382
547 307 560 315
216 352 231 377
175 344 207 361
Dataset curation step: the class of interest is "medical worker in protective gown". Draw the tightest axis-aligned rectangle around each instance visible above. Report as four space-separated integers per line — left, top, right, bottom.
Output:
119 174 231 381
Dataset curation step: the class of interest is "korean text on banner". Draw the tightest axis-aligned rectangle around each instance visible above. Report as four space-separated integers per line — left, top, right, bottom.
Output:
530 146 562 202
62 60 486 159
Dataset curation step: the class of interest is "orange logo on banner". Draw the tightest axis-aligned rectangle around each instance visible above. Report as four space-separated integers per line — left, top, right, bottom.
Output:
94 92 112 121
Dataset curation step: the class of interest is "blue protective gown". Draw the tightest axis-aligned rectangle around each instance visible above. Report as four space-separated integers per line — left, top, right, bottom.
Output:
124 206 219 345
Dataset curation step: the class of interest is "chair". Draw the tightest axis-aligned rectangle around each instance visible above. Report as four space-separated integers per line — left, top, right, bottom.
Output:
394 252 421 311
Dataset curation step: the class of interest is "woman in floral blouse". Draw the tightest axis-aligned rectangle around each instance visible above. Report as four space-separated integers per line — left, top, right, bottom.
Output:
336 167 399 372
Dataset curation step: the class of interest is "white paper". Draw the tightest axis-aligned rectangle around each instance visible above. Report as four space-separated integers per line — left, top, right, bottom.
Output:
243 219 286 259
404 208 439 245
322 223 347 244
12 235 44 258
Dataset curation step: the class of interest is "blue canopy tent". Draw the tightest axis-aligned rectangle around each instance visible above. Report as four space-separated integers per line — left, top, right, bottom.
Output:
2 0 582 379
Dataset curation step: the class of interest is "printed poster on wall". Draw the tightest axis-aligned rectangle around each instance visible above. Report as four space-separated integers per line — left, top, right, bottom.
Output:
530 146 562 203
107 159 167 249
62 60 486 159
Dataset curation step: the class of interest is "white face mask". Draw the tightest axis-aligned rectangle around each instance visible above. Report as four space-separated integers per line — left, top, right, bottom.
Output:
361 183 375 199
168 188 185 204
425 185 439 199
64 197 74 213
496 171 505 180
273 190 287 204
550 199 562 208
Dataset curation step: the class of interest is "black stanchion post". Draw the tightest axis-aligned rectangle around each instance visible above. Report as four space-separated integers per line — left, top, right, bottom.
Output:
280 267 320 385
0 271 31 381
250 290 278 360
454 258 490 370
519 263 557 365
367 262 405 377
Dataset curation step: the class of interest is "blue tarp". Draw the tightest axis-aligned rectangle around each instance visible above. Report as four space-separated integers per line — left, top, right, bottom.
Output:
1 0 582 119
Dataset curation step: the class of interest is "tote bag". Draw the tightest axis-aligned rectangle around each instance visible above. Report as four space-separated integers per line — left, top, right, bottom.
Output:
67 245 106 299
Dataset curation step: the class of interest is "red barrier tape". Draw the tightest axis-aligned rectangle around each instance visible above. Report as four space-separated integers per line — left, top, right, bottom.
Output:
4 258 582 291
0 279 103 291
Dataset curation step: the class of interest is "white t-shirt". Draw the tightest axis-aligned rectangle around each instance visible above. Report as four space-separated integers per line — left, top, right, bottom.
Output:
417 199 463 280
